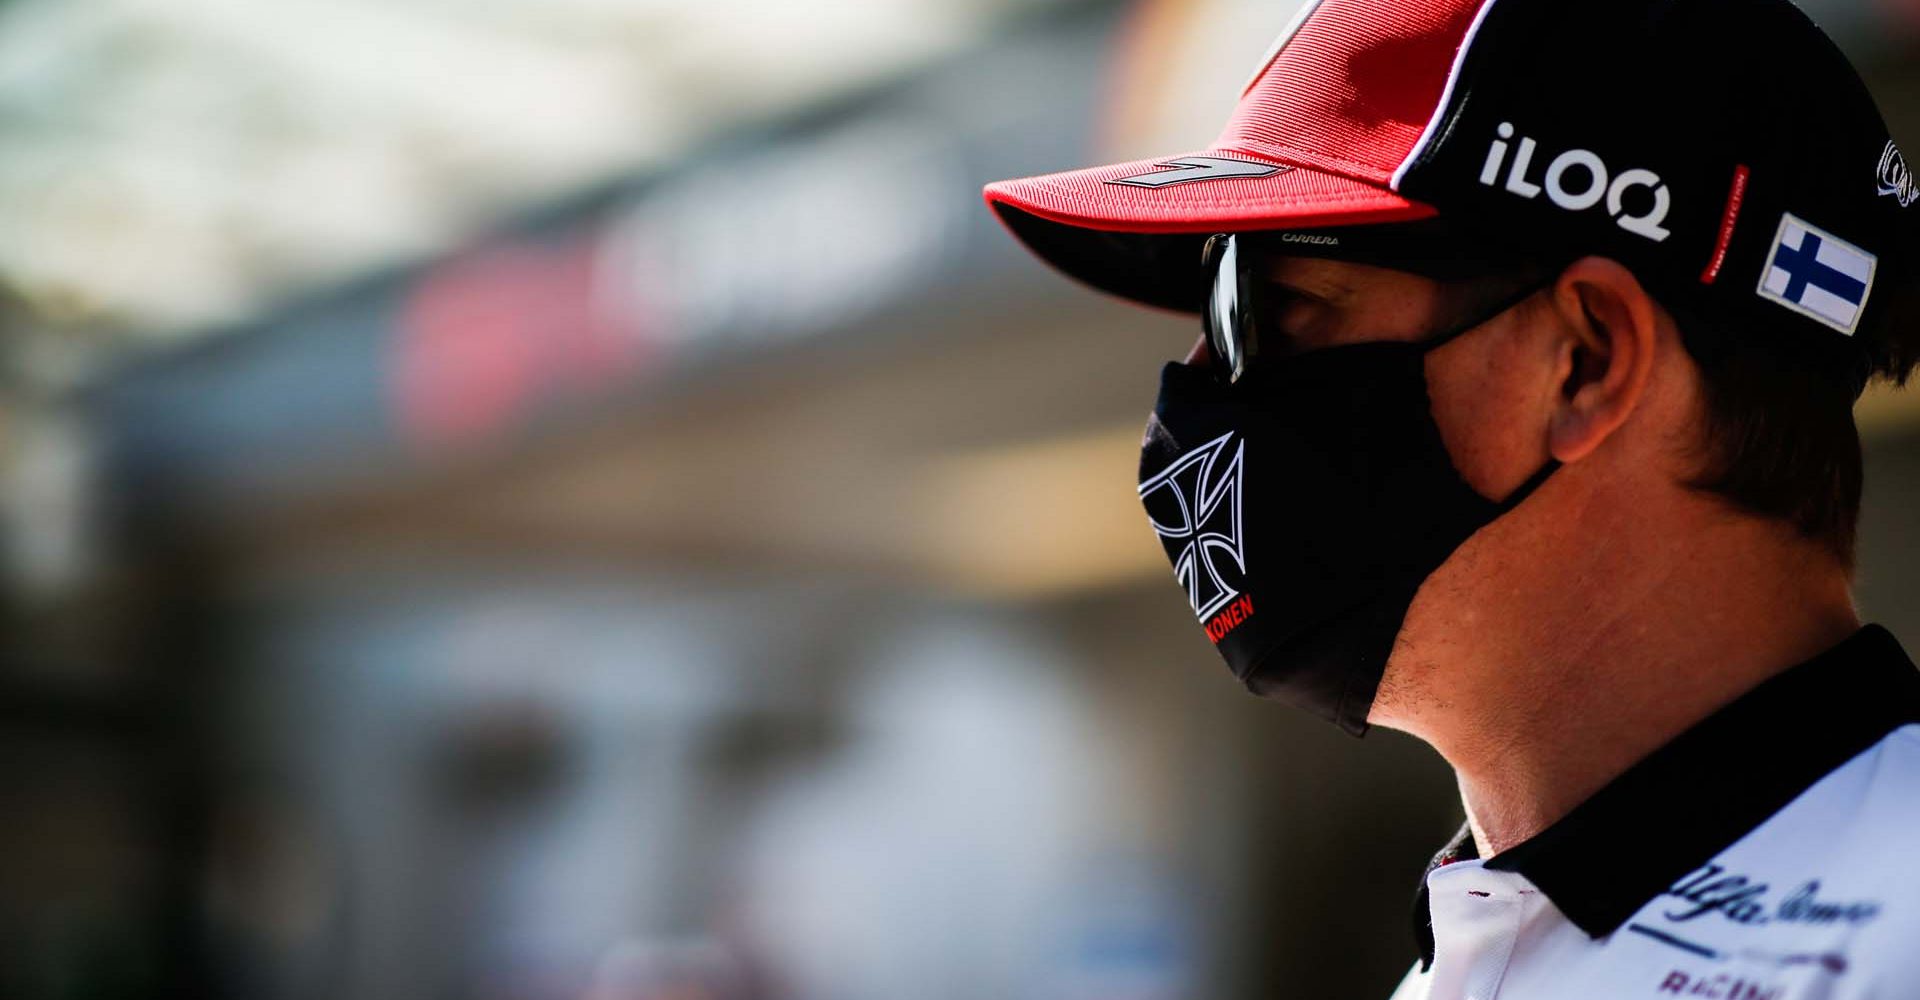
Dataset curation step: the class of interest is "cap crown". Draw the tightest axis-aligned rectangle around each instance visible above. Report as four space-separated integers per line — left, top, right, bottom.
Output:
1234 0 1915 357
981 0 1917 362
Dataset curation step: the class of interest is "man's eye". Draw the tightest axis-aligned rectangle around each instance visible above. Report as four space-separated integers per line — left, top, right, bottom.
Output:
1251 286 1313 354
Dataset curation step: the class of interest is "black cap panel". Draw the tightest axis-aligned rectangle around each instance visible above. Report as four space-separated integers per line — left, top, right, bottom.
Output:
991 202 1212 313
1400 0 1916 375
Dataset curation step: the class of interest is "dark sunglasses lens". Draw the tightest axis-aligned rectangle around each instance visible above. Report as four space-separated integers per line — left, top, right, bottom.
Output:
1203 234 1244 381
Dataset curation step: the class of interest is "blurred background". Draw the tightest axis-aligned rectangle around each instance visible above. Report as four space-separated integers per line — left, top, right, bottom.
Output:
4 1 1920 998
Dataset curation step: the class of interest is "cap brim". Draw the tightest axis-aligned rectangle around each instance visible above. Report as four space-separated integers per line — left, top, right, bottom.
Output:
984 149 1436 313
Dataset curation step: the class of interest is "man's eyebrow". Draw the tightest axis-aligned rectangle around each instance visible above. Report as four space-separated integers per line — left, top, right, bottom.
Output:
1258 267 1355 307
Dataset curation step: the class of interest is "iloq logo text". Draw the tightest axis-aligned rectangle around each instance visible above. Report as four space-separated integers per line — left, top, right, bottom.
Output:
1480 122 1672 242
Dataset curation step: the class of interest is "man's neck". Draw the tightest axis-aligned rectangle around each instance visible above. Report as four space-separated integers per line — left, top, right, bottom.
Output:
1379 495 1860 859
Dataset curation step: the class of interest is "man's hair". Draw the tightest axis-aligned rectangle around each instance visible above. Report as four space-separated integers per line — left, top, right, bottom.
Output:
1655 277 1919 568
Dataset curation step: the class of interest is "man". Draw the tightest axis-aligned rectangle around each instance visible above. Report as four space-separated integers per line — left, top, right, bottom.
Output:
983 0 1920 997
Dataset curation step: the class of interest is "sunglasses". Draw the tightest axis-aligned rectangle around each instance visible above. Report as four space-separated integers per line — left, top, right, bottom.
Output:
1198 230 1561 383
1200 233 1259 384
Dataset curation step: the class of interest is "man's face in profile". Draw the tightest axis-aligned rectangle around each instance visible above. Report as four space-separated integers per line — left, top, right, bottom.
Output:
1183 253 1565 502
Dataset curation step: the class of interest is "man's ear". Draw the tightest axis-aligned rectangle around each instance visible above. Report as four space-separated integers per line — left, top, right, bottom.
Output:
1545 257 1661 464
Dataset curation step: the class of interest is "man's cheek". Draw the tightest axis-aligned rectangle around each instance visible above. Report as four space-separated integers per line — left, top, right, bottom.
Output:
1425 339 1549 501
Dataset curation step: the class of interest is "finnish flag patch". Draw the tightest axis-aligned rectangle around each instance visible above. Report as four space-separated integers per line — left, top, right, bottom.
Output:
1756 213 1876 336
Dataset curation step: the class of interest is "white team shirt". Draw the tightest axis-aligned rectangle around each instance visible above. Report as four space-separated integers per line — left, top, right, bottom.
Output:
1389 625 1920 1000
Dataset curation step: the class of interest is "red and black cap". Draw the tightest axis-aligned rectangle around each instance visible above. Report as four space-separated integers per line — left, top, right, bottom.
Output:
985 0 1920 367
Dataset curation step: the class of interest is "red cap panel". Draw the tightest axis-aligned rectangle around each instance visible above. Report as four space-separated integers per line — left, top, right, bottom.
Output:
1225 0 1494 185
979 0 1492 311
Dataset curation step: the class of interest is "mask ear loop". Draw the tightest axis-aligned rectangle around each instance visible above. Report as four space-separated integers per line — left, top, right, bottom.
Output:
1418 270 1567 508
1417 272 1560 356
1499 455 1561 509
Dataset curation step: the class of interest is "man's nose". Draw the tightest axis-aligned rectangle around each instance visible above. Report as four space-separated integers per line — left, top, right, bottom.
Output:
1184 332 1210 367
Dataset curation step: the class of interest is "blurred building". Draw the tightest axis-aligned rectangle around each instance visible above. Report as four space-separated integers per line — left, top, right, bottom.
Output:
4 3 1920 1000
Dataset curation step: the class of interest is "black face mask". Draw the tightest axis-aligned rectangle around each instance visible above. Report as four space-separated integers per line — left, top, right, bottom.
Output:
1136 286 1558 737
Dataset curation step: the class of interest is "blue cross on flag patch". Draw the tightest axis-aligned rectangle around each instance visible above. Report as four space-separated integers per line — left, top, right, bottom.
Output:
1756 212 1876 336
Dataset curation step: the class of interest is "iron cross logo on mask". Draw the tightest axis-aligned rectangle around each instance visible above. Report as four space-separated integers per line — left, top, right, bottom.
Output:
1136 290 1558 738
1138 431 1255 644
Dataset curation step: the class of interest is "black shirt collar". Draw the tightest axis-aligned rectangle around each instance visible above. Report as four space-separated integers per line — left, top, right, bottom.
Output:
1411 624 1920 972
